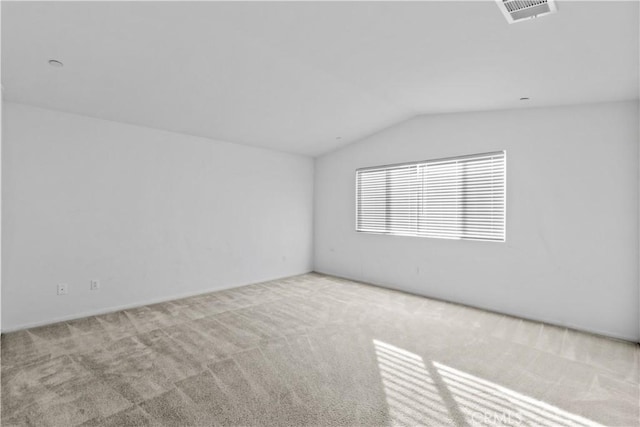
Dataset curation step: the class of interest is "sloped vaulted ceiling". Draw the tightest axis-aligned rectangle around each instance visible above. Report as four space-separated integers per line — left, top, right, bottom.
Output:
2 1 638 156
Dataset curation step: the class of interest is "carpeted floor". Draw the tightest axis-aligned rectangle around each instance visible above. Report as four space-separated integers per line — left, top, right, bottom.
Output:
1 273 638 426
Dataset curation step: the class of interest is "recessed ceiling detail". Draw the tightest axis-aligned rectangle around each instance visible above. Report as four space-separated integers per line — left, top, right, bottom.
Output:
48 59 64 68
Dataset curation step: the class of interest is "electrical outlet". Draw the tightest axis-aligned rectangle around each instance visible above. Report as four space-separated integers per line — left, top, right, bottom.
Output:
57 284 68 295
90 279 100 290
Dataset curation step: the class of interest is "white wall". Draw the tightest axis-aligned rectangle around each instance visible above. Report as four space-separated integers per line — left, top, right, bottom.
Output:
2 103 314 331
0 91 3 333
315 101 640 342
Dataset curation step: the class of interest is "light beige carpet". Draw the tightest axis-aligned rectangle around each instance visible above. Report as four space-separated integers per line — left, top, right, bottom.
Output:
1 273 638 426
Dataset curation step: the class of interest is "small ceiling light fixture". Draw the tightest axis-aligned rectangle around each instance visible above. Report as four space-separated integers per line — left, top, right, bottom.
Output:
48 59 64 68
520 97 530 101
496 0 557 24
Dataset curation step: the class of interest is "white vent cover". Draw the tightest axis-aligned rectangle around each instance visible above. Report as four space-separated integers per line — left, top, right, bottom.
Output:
496 0 557 24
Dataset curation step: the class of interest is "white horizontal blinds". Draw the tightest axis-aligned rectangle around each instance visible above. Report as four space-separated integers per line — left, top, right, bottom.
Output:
356 165 419 234
461 153 505 241
420 152 505 241
356 168 387 233
420 159 463 239
387 165 419 234
356 151 505 242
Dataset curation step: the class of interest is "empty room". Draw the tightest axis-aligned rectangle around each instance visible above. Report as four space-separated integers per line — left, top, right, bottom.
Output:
1 1 639 426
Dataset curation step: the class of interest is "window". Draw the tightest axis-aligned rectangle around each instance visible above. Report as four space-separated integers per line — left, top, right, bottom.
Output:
356 151 506 242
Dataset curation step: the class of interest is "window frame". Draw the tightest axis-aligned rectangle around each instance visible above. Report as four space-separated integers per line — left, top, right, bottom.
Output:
355 150 506 242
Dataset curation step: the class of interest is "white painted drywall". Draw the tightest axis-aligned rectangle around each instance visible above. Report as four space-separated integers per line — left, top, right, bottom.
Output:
0 91 3 333
2 103 314 331
314 101 640 342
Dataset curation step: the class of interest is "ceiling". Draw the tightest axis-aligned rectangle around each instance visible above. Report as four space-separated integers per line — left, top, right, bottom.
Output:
2 1 638 156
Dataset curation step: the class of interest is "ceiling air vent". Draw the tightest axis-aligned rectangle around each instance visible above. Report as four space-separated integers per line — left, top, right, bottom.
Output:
496 0 557 24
